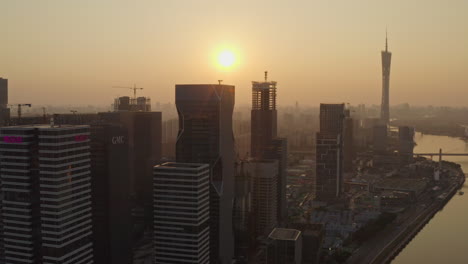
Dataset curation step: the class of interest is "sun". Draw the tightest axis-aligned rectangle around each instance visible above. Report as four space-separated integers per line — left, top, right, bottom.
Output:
218 50 236 68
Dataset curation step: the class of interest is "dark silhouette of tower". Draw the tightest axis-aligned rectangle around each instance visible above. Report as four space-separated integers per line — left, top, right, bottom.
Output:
175 84 235 263
381 31 392 123
315 104 345 202
251 71 277 158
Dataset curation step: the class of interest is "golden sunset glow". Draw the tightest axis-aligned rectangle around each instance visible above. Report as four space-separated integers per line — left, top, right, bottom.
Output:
218 50 235 68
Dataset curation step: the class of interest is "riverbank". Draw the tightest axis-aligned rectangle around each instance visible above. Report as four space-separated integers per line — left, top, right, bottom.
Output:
370 167 465 264
346 161 465 264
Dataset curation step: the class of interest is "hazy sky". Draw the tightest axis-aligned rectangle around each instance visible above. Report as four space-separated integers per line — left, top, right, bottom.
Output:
1 0 467 107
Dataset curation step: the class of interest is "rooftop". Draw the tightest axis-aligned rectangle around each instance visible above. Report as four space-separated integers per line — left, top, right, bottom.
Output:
268 228 301 241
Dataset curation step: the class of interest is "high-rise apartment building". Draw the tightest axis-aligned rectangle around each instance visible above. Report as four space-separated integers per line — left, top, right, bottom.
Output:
251 72 277 159
153 162 210 264
0 125 93 264
381 33 392 123
175 84 235 263
315 104 345 202
90 123 132 264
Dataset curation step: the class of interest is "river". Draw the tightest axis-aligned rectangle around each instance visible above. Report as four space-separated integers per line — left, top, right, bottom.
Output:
393 133 468 264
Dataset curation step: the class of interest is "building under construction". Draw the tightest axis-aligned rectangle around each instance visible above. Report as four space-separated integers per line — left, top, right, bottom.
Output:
114 96 151 112
251 72 277 158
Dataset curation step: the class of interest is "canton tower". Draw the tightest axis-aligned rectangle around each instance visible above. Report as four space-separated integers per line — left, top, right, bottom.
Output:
381 31 392 123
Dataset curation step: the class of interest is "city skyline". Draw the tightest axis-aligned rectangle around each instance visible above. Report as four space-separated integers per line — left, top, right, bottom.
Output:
1 1 467 107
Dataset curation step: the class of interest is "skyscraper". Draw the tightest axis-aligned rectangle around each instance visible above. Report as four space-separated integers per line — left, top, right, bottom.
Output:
153 162 210 264
381 32 392 123
90 123 132 264
247 160 279 237
251 72 277 158
100 111 162 211
250 72 287 224
0 125 93 264
315 104 345 202
175 84 235 263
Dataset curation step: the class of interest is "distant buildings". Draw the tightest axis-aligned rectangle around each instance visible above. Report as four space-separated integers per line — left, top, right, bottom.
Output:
381 33 392 124
315 104 345 202
0 125 93 263
153 162 210 264
175 84 235 263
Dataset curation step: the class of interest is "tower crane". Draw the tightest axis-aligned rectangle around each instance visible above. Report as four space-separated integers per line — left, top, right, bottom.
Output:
112 84 144 99
8 104 32 124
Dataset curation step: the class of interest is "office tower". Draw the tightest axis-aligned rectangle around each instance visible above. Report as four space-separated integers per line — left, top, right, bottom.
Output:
100 111 162 211
90 123 132 264
0 125 93 264
175 84 235 263
247 160 278 237
0 78 9 126
319 103 345 134
381 32 392 123
315 104 345 202
264 138 288 224
266 228 302 264
153 162 210 264
251 72 277 158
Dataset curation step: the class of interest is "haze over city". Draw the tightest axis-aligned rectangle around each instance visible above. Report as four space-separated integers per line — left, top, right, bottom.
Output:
1 0 467 106
1 1 468 264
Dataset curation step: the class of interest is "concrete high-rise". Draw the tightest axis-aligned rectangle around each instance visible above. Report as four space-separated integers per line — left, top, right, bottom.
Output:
247 160 279 237
175 84 235 263
0 125 93 264
251 72 277 158
315 104 345 202
250 72 287 224
153 163 210 264
381 32 392 123
90 123 132 264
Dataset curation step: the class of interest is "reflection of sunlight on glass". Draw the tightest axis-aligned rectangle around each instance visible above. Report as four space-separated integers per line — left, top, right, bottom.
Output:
218 50 235 68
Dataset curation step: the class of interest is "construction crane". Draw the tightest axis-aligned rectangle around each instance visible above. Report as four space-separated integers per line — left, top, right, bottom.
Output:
8 104 32 125
112 84 144 99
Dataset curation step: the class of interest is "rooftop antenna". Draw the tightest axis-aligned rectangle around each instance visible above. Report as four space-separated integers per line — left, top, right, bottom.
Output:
385 28 388 52
264 71 268 82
